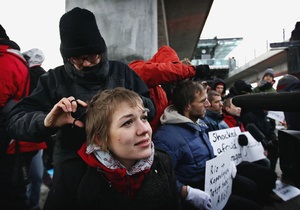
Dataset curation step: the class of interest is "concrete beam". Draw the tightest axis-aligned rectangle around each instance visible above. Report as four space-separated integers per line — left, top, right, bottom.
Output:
66 0 213 63
66 0 157 62
225 50 288 88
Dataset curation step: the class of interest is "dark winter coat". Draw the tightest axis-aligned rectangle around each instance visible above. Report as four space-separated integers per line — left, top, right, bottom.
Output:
8 59 155 152
44 148 181 210
203 109 229 132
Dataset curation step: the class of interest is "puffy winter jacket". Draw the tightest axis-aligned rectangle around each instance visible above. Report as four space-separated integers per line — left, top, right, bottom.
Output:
152 105 215 192
0 40 46 153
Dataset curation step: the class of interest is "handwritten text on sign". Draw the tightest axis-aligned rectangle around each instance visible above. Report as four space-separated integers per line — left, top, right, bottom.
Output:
240 131 265 162
208 127 243 165
205 152 232 210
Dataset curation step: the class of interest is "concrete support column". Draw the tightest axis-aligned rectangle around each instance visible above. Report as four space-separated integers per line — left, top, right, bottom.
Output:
66 0 157 63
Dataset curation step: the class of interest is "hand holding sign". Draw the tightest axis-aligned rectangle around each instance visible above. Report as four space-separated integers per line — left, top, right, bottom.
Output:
205 152 232 210
186 186 212 210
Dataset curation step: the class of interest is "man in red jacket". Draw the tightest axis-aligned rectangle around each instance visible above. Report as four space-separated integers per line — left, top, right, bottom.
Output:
0 24 46 210
129 46 210 132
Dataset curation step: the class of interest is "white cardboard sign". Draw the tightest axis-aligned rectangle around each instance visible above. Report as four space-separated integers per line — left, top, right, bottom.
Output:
240 131 266 162
267 111 285 123
208 127 243 165
205 152 232 210
273 180 300 201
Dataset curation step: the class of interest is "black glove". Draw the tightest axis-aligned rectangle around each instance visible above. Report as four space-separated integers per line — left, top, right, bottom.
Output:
259 82 272 91
194 65 210 79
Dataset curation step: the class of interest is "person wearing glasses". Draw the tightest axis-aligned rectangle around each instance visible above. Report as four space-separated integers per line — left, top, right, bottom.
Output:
7 7 155 209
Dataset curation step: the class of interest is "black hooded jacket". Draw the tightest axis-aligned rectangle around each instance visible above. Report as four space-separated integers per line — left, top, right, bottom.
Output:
8 58 156 159
211 78 226 96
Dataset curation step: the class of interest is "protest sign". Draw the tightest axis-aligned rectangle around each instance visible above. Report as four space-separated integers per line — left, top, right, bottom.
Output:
208 127 243 165
273 180 300 201
205 152 232 210
267 111 285 123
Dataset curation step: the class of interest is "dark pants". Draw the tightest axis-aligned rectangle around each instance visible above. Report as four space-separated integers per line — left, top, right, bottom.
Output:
181 173 262 210
0 151 36 210
237 161 277 205
224 194 262 210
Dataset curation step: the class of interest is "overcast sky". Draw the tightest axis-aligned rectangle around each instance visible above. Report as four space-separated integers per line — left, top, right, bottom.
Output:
0 0 65 70
1 0 300 70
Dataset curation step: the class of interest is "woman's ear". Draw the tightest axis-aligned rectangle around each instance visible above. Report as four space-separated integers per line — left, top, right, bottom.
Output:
94 134 109 151
94 134 103 147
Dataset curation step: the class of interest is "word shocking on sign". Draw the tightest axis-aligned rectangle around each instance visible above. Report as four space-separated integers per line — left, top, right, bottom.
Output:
205 152 232 210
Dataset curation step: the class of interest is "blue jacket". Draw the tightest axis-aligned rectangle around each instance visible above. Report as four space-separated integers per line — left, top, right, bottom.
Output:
152 105 215 192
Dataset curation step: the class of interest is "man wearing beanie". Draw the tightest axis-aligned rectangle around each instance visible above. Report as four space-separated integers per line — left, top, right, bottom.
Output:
7 7 155 209
242 68 279 171
253 68 276 93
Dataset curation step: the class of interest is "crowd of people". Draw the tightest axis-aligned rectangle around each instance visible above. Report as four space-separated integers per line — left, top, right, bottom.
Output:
1 6 299 210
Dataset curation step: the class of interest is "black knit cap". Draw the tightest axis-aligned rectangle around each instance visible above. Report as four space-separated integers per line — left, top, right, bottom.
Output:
59 7 106 58
277 74 299 92
0 24 9 39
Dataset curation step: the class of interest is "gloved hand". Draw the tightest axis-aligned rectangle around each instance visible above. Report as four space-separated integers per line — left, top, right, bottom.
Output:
259 82 272 91
230 161 237 178
186 185 212 210
194 65 210 79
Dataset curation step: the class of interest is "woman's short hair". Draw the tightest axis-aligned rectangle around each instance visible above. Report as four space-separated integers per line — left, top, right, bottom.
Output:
85 87 143 151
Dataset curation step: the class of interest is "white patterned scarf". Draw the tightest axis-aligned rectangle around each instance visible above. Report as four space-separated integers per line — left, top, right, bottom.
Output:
86 142 154 176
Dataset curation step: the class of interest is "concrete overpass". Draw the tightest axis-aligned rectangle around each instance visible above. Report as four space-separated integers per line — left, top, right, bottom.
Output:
225 49 288 88
65 0 214 62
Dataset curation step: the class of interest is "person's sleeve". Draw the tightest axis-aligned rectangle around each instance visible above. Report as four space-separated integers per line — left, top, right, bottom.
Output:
153 126 189 198
129 60 196 88
0 60 24 107
125 64 156 121
7 73 58 141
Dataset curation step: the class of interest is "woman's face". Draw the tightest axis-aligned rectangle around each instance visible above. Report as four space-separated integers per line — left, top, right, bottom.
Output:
108 102 152 168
